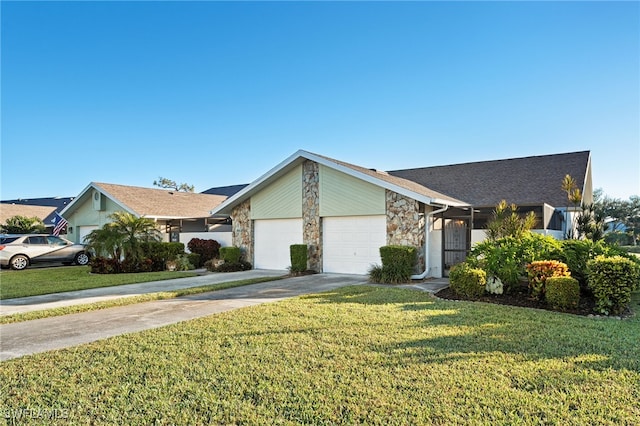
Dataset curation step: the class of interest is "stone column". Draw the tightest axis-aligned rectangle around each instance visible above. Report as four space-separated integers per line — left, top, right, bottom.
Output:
231 199 253 264
386 191 425 272
302 160 322 272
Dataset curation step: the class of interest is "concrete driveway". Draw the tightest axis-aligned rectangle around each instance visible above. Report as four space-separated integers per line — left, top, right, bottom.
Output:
0 272 369 361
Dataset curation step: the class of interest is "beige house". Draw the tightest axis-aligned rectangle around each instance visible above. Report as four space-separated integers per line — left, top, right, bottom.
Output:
60 182 229 246
210 150 592 277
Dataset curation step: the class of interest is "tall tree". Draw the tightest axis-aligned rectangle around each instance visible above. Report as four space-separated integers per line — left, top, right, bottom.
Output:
593 191 640 246
153 177 194 192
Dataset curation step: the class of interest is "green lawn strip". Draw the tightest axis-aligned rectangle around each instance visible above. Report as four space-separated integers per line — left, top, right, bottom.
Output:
1 285 638 425
0 276 286 324
0 267 200 299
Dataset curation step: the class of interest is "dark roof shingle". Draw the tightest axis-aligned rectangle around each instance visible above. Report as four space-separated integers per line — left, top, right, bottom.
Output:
388 151 591 207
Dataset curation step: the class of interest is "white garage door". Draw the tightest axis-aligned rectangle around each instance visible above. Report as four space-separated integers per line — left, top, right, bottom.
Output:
79 226 99 244
323 215 386 275
254 219 303 270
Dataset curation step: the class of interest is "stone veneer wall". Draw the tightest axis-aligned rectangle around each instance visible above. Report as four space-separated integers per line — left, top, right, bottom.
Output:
303 160 322 271
231 199 253 264
386 191 425 271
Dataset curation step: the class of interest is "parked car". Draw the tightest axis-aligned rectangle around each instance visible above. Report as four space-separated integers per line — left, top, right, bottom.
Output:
0 234 91 270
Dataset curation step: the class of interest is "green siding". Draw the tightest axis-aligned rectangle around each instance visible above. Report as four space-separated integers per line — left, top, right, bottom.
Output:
251 166 303 219
66 195 123 243
319 165 385 216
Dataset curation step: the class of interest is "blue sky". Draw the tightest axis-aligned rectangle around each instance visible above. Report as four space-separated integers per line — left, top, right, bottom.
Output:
2 1 638 202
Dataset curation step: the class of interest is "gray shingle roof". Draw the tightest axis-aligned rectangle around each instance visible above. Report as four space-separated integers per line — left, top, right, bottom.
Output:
201 184 249 197
388 151 591 207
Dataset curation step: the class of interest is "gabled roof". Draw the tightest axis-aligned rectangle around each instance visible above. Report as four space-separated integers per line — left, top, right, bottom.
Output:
201 184 249 197
61 182 228 220
388 151 592 207
0 203 57 226
210 150 467 216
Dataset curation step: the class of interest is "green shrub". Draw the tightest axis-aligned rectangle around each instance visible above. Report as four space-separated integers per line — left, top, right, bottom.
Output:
220 246 241 264
467 232 562 292
187 253 201 269
140 242 185 271
214 260 252 272
290 244 308 273
174 254 195 271
368 264 384 283
558 239 607 290
587 255 640 315
545 277 580 310
449 263 487 299
526 260 570 300
372 246 417 284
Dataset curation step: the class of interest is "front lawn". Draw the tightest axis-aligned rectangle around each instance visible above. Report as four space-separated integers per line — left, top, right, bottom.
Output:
0 267 198 299
1 286 638 424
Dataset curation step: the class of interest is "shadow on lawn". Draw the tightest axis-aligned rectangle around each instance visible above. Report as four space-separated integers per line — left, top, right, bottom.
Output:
306 285 640 373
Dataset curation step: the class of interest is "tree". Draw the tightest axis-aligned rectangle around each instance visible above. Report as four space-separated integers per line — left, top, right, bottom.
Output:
486 200 537 241
153 177 194 192
595 193 640 246
84 211 162 267
1 215 46 234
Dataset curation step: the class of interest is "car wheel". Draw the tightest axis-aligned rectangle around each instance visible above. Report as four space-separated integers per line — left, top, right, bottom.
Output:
10 255 29 270
74 252 90 266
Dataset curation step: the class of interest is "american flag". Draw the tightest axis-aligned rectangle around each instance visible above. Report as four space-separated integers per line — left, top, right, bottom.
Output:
52 212 68 236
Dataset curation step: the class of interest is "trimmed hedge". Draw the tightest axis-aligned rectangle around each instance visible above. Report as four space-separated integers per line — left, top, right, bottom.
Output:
587 255 640 315
220 246 241 264
290 244 308 273
370 246 417 284
545 277 580 310
449 263 487 299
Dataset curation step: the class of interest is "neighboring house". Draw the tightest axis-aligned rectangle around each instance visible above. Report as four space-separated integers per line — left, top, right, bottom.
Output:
202 184 249 197
60 182 230 247
209 150 592 277
0 197 74 232
0 203 57 232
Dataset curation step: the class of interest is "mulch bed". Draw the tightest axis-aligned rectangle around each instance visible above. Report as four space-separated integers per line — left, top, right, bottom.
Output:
434 284 601 317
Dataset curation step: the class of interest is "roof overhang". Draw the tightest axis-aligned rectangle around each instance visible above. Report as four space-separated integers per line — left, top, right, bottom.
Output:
60 183 137 217
210 150 466 216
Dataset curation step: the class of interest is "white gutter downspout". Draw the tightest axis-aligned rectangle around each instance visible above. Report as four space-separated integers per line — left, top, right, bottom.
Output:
411 204 449 280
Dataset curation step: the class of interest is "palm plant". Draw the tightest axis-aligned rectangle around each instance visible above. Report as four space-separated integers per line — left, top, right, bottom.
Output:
84 211 161 266
561 174 583 238
486 200 537 241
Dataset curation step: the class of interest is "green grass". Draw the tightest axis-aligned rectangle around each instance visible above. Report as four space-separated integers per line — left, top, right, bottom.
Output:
0 266 199 299
0 276 286 324
1 286 638 425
